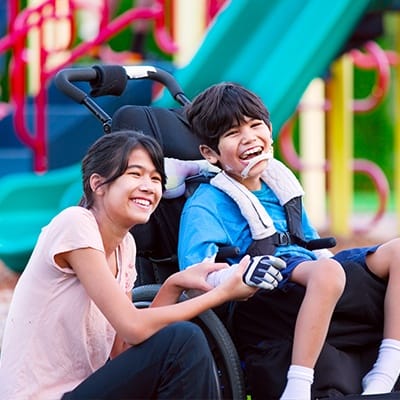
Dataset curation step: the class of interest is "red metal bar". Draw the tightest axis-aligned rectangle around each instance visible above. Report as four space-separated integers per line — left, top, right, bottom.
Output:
352 159 390 235
0 0 178 173
154 0 178 54
350 41 394 113
206 0 228 23
8 0 72 172
53 6 171 73
278 113 390 234
278 116 303 171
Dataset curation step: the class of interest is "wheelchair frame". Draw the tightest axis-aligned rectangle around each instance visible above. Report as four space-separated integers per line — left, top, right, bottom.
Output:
55 63 400 400
55 64 246 399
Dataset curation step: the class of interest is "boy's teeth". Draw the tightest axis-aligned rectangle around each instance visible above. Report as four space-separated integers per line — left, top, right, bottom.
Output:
242 147 262 158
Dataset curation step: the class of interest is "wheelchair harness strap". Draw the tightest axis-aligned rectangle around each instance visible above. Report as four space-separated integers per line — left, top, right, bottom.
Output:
210 160 334 256
245 196 310 256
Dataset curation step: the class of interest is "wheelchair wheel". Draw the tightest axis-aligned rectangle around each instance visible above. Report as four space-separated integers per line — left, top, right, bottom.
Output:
132 284 246 400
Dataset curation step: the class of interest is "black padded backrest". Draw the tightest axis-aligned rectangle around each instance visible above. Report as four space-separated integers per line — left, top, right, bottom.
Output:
130 177 209 286
111 104 205 285
111 105 202 160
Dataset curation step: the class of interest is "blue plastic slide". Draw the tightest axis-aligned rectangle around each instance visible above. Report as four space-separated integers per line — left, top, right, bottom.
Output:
159 0 371 133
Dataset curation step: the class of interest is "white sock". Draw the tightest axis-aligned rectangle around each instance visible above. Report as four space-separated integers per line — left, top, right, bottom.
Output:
280 364 314 400
362 338 400 395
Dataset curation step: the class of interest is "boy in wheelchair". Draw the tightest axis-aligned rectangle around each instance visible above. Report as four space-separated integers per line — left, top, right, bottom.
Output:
177 82 400 399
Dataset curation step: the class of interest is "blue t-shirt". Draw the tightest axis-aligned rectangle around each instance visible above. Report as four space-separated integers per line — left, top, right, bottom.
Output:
178 181 320 270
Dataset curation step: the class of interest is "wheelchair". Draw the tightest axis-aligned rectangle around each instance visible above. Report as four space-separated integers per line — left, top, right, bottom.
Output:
55 64 246 399
55 64 400 400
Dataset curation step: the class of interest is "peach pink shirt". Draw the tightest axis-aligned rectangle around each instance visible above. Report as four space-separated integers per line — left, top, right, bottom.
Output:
0 207 136 399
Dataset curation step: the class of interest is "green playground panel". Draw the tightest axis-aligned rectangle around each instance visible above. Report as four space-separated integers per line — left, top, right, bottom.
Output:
0 164 82 273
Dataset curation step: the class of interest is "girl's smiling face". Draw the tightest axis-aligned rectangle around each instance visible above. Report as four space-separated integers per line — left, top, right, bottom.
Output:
93 147 163 229
200 116 273 191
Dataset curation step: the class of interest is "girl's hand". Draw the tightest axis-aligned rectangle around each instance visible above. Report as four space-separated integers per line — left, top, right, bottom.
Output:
172 261 231 292
153 261 231 306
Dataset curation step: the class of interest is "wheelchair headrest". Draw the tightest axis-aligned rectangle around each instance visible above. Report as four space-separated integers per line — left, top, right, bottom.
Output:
111 105 202 160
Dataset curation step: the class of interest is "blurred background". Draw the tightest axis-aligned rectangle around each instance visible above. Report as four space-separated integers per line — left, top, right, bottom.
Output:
0 0 400 277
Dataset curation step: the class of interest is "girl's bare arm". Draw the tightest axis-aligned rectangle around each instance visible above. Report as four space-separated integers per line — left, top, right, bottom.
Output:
61 248 256 346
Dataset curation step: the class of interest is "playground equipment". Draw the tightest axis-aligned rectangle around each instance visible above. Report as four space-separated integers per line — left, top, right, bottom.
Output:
1 1 400 274
299 40 398 236
0 164 81 272
0 0 177 173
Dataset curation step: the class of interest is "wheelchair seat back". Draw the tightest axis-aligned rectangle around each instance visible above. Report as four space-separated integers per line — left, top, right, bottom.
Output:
112 104 206 285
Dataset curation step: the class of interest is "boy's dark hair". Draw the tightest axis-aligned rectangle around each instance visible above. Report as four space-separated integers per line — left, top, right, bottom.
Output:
80 130 166 208
185 82 271 153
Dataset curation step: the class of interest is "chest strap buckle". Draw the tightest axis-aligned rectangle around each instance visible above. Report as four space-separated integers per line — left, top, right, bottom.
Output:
277 232 291 246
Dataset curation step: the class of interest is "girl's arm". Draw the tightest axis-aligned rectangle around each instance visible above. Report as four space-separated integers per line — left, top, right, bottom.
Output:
110 291 133 359
61 248 256 346
150 261 231 307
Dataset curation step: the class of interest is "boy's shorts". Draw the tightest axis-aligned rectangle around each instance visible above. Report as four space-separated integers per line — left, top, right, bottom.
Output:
278 244 381 288
277 255 313 287
332 245 381 277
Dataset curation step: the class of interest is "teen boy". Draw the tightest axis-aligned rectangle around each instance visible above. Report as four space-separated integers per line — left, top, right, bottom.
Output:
178 82 400 399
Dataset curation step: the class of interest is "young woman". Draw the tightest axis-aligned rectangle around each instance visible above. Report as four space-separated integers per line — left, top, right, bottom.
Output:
0 130 256 399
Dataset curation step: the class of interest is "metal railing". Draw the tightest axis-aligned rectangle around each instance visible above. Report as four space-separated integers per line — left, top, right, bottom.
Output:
0 0 178 172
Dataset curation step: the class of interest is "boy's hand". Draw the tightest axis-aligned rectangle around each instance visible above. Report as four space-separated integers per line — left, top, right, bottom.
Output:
216 255 258 301
243 255 286 290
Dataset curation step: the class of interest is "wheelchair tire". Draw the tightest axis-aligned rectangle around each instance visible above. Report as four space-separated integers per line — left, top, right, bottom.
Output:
132 284 246 400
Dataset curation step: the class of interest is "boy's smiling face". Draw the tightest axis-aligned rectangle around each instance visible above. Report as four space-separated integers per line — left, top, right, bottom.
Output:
200 116 273 191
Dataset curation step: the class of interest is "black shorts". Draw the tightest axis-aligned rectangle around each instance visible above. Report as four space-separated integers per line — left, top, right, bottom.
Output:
233 249 386 349
232 246 388 399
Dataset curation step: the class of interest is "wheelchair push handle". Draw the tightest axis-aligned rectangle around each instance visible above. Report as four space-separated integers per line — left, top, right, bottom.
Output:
55 66 117 133
55 64 190 106
54 67 98 104
123 65 190 105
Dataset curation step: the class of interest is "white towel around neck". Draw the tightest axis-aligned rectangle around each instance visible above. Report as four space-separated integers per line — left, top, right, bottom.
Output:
210 158 304 240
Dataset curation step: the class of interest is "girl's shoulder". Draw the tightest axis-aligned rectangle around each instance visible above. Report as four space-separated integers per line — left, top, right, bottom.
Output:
58 205 92 216
53 206 94 224
43 206 98 240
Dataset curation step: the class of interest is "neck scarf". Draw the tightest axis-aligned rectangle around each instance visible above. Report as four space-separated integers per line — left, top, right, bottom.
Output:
210 158 304 240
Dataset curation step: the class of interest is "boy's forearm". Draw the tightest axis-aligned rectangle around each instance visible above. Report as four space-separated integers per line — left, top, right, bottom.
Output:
206 264 238 287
